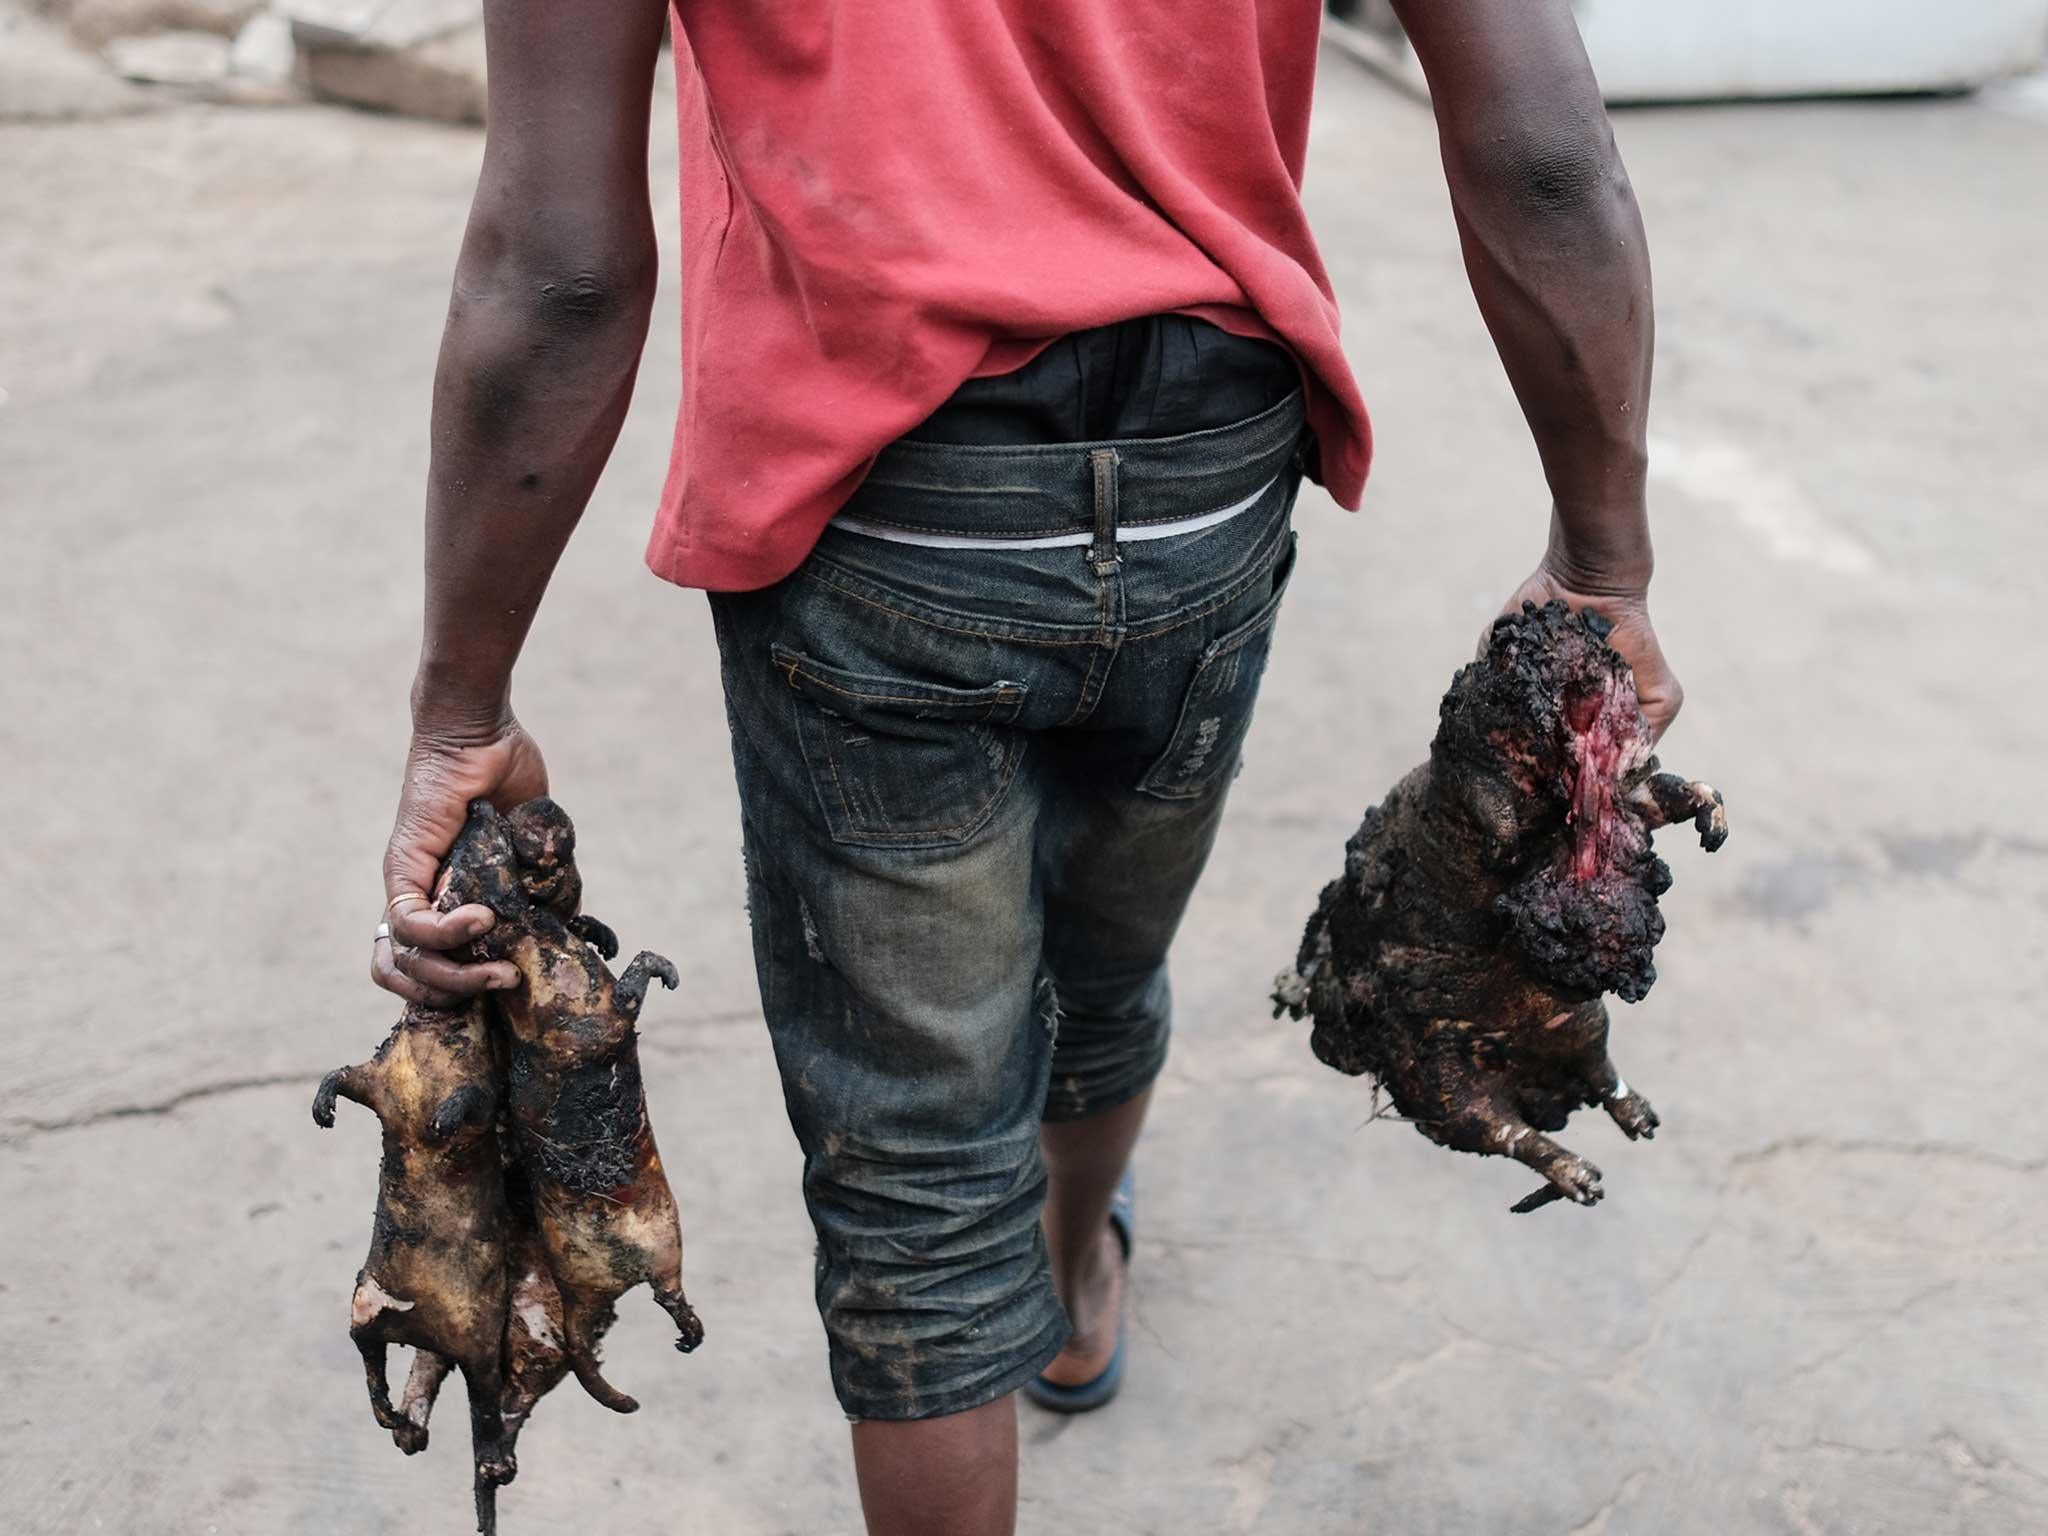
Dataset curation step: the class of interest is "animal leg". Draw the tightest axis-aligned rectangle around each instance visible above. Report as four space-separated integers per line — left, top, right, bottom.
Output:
311 1064 372 1128
1629 770 1728 852
392 1348 451 1454
568 912 619 960
352 1328 406 1433
1493 1119 1604 1213
651 1236 708 1359
1584 1055 1660 1142
448 1350 513 1536
562 1291 640 1414
650 1258 705 1355
464 1353 516 1488
613 950 680 1022
428 1081 497 1143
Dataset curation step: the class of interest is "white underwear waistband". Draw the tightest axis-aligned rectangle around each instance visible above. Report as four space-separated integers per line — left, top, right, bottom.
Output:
828 475 1278 551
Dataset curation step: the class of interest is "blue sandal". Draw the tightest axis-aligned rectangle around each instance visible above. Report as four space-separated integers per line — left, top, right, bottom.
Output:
1024 1167 1134 1413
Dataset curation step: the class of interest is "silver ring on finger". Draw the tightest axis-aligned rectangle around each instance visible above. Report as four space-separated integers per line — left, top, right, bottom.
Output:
373 921 393 945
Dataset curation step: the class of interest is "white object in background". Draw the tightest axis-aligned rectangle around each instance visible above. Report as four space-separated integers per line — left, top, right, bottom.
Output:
1324 0 2048 101
230 11 296 84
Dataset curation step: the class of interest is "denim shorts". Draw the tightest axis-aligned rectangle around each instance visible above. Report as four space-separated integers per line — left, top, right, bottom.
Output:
707 392 1305 1420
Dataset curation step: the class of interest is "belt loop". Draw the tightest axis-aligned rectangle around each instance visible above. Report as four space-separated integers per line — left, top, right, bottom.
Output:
1088 447 1121 575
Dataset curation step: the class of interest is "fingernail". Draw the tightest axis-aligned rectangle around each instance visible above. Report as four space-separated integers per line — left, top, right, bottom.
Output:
489 973 516 990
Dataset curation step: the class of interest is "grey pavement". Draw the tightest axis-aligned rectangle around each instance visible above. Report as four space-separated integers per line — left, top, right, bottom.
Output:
4 47 2046 1536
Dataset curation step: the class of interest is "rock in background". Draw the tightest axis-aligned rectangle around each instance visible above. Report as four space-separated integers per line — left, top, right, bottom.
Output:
64 0 262 48
281 0 482 124
6 0 490 120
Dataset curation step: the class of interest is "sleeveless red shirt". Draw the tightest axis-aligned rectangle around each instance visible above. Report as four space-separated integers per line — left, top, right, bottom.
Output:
653 0 1372 592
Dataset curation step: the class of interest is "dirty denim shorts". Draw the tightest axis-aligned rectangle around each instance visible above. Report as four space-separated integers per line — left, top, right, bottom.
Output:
707 391 1305 1421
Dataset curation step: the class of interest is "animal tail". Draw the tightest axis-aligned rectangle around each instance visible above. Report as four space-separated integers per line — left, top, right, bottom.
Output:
474 1475 497 1536
563 1298 639 1414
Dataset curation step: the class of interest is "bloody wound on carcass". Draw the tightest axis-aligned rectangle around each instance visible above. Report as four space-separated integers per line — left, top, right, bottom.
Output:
1274 601 1727 1212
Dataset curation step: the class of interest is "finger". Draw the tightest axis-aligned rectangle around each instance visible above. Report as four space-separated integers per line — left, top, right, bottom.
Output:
390 899 498 953
371 944 461 1007
393 943 519 997
383 816 455 917
381 784 476 923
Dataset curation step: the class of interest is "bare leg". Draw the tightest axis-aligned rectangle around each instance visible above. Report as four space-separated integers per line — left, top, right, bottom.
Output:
851 1395 1017 1536
393 1348 451 1453
1038 1085 1149 1386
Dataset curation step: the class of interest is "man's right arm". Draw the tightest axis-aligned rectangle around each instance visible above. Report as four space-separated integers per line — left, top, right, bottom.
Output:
375 0 670 1005
1388 0 1682 737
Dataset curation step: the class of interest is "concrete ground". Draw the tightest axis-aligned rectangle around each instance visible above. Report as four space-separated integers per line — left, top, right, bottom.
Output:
4 41 2046 1536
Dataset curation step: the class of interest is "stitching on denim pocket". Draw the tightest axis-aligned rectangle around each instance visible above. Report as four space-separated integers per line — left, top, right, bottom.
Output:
1134 532 1298 801
770 645 1031 847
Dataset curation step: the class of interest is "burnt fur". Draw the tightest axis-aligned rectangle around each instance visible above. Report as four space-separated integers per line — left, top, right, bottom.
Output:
312 997 516 1526
452 798 703 1415
315 797 683 1533
1275 602 1727 1211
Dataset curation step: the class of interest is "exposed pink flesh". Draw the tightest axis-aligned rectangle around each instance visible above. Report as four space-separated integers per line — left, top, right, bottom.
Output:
1564 677 1631 883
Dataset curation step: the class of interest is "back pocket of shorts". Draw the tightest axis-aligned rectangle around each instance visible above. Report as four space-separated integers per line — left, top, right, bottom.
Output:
770 643 1030 849
1135 533 1297 801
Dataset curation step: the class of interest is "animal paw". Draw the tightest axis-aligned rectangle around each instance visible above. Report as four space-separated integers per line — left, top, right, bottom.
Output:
1606 1090 1660 1141
659 1288 705 1354
476 1445 517 1488
1549 1156 1605 1207
569 913 620 961
1694 785 1728 852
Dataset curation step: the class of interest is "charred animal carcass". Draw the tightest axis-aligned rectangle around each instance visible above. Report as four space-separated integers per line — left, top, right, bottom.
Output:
455 797 704 1413
1274 601 1727 1212
315 796 698 1533
312 997 516 1529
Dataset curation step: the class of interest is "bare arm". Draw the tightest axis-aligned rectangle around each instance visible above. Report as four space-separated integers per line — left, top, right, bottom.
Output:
1389 0 1680 734
374 0 670 1005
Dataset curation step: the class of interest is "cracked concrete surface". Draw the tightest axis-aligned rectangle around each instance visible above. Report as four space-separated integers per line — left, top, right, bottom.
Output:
5 45 2047 1536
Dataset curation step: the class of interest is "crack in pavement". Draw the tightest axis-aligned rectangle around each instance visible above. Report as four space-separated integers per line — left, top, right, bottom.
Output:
0 1070 322 1146
1778 1279 1960 1385
1727 1135 2048 1175
1565 1467 1651 1536
0 1010 766 1147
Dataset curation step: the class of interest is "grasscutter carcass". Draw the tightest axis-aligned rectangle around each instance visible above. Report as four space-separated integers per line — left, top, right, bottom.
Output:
315 796 698 1533
1274 601 1727 1212
313 997 516 1529
455 797 704 1412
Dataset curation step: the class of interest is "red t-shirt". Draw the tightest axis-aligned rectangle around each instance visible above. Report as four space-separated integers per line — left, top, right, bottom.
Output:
652 0 1372 592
